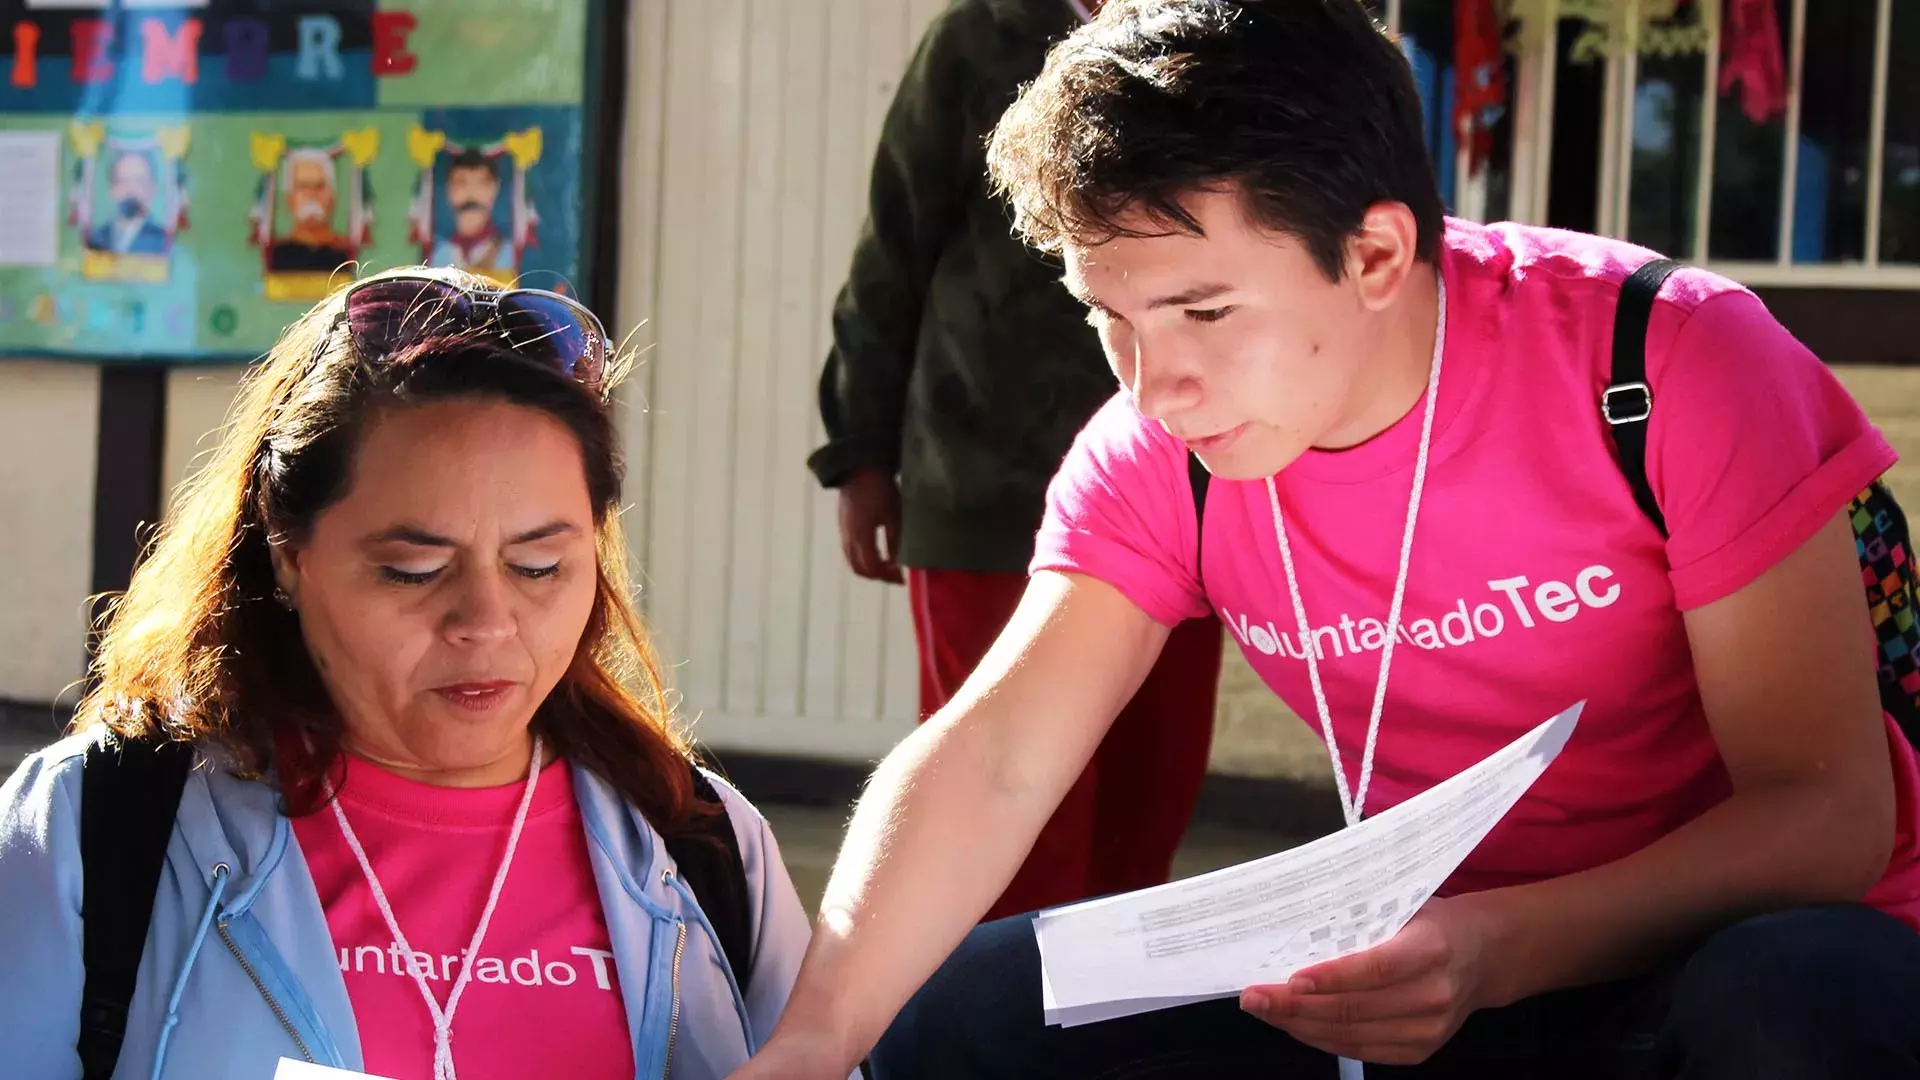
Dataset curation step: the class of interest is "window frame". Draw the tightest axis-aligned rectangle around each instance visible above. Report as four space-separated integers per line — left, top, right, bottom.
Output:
1567 0 1918 288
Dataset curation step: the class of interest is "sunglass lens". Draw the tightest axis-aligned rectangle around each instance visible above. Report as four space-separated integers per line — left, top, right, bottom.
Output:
345 279 473 361
495 293 604 382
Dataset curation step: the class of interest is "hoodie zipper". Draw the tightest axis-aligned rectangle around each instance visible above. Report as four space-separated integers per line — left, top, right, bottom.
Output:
662 918 687 1078
217 916 315 1064
661 866 689 1080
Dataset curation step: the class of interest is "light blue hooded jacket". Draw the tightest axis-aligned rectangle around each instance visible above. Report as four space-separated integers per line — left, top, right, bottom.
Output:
0 731 831 1080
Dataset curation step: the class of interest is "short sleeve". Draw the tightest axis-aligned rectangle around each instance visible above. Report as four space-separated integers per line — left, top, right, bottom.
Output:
1028 393 1211 625
1648 287 1898 609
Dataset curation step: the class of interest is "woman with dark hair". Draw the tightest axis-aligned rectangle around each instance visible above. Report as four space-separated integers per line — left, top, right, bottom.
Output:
0 267 828 1080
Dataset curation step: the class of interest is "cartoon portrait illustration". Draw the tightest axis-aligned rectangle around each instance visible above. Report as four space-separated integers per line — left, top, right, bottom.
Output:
67 123 190 283
275 149 355 271
248 130 380 302
408 126 542 286
88 152 170 255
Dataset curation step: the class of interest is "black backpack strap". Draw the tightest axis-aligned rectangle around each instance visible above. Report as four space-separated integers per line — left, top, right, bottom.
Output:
1188 451 1211 581
664 763 755 995
79 735 193 1080
1605 257 1683 537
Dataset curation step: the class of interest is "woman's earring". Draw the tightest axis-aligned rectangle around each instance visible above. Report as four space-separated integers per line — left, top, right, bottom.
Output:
274 586 296 611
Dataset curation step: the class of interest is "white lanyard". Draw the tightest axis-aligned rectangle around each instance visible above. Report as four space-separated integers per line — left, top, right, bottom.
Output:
1267 276 1446 827
330 736 545 1080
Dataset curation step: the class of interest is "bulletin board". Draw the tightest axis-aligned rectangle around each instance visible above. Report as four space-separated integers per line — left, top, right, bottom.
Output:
0 0 615 362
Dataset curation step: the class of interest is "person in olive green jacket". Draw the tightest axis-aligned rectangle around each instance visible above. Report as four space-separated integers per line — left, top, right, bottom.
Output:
807 0 1223 921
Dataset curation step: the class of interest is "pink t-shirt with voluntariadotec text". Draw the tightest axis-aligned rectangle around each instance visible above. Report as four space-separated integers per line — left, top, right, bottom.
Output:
1033 218 1920 929
292 756 634 1080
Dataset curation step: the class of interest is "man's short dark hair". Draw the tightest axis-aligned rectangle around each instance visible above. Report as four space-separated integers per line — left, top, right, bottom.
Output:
447 149 498 180
986 0 1444 280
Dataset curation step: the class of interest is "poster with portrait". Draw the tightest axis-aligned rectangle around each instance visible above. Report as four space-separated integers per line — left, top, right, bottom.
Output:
409 123 545 286
0 0 614 362
248 129 380 301
69 124 191 284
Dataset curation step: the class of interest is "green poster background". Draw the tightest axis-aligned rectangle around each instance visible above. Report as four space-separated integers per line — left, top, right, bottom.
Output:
0 0 606 364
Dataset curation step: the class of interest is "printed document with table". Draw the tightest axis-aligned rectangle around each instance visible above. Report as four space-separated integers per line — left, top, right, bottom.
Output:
1035 701 1583 1027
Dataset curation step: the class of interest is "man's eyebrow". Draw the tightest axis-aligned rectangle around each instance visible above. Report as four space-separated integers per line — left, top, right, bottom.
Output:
1059 279 1237 312
1145 283 1234 309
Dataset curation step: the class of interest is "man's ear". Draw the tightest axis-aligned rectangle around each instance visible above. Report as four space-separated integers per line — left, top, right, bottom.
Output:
1344 201 1422 313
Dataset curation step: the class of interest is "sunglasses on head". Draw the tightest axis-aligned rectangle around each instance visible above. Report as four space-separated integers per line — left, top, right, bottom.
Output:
337 274 609 394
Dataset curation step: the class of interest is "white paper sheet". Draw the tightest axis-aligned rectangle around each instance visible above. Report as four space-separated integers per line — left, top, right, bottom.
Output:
0 132 62 268
1035 701 1583 1026
273 1059 387 1079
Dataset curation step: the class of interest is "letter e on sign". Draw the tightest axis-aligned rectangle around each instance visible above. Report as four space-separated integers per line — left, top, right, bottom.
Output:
371 11 419 76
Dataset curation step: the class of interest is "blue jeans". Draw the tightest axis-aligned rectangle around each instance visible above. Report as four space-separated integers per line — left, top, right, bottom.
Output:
870 905 1920 1079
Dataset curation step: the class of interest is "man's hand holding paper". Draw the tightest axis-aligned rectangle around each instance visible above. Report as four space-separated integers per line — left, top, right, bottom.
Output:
1239 894 1491 1065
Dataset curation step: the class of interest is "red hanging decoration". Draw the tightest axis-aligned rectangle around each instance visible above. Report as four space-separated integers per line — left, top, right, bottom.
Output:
1453 0 1508 174
1720 0 1788 125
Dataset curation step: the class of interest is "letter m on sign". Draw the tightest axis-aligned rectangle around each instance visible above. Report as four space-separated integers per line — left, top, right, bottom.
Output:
142 18 203 85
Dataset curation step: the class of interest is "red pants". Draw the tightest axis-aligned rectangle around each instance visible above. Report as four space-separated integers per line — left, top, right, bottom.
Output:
908 568 1223 921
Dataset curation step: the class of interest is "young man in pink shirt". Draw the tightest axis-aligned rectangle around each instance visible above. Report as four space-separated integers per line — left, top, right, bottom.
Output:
735 2 1920 1077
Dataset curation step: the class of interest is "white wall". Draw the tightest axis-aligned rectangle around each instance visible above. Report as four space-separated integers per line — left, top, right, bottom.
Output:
163 366 248 511
0 363 99 703
0 361 242 705
617 0 950 760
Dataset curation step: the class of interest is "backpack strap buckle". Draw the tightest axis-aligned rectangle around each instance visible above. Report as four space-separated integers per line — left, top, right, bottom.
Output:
1602 381 1653 425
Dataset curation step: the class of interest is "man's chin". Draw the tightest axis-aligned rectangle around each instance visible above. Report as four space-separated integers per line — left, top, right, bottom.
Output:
1193 440 1304 483
1197 460 1274 483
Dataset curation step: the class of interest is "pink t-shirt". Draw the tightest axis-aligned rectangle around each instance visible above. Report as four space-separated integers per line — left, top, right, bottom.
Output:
292 757 634 1079
1033 218 1920 928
